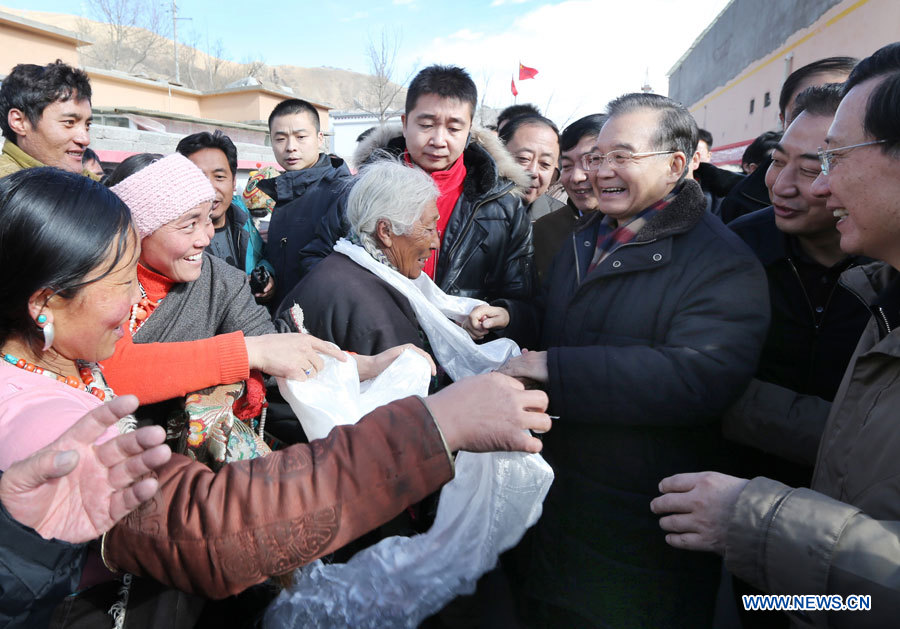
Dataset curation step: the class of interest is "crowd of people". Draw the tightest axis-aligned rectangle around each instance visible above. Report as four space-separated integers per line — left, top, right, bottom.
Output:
1 41 900 629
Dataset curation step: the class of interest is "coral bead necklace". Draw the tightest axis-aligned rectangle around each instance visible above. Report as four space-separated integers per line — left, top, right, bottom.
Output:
129 281 161 334
2 354 108 400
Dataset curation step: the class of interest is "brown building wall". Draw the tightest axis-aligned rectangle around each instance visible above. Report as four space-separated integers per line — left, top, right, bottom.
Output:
0 17 80 71
674 0 900 156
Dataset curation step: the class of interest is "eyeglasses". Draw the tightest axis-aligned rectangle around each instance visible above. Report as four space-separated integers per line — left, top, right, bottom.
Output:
817 139 887 175
581 150 675 171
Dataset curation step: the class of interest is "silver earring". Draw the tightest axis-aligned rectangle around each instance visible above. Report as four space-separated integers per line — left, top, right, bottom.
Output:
41 321 54 352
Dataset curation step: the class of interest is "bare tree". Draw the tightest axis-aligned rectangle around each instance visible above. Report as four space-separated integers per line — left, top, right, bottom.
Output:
203 37 228 89
179 29 201 89
79 0 170 73
355 28 415 122
475 70 494 128
241 56 267 81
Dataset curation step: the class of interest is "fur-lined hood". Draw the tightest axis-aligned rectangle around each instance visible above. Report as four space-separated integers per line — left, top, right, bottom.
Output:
352 123 532 198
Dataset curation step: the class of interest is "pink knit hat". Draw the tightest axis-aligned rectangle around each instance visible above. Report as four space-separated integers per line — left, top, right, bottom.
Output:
111 153 216 239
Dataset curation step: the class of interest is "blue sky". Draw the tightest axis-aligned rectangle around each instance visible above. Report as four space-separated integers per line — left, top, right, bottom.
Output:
4 0 732 124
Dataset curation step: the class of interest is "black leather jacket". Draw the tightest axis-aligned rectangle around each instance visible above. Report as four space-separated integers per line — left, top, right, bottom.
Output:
297 127 534 304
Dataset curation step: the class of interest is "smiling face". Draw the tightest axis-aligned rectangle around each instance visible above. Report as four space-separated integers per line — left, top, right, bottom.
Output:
765 111 836 238
811 78 900 268
506 122 560 205
139 203 214 283
11 96 92 173
270 110 323 171
44 229 141 363
590 108 684 225
402 94 472 173
560 134 601 213
379 201 440 279
186 147 234 228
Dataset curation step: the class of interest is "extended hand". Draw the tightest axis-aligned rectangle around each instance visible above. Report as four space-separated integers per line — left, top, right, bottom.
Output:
649 471 749 554
245 332 347 381
0 395 171 544
497 348 549 384
356 344 437 381
253 276 276 301
462 305 510 340
425 372 551 454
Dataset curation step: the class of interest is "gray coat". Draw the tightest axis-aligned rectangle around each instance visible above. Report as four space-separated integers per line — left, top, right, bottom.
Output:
726 262 900 628
132 253 285 345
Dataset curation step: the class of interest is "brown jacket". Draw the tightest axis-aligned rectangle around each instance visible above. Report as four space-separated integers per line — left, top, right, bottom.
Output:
725 262 900 628
104 395 453 599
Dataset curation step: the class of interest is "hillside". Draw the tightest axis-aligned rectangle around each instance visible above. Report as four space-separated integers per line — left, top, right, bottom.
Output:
0 6 404 111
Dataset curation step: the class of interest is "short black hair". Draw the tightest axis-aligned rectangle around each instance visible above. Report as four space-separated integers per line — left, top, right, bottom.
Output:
176 130 238 177
560 114 607 152
267 98 321 132
697 128 713 147
104 153 164 188
82 147 100 164
859 70 900 157
405 65 477 119
0 60 92 142
741 131 781 170
844 42 900 95
605 93 698 160
841 44 900 156
790 83 844 122
779 56 857 118
497 103 541 131
498 114 559 147
0 168 134 355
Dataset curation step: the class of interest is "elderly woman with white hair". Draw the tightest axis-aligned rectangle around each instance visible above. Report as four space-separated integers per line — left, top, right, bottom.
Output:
278 160 509 356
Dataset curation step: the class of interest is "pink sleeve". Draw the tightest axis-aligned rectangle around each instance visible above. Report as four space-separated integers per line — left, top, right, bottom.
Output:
0 388 114 470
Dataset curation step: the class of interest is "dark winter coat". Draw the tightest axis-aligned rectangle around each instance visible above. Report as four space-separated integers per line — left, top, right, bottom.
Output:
720 156 773 224
0 496 86 628
209 202 272 276
260 154 352 307
724 208 872 482
297 126 535 305
694 161 745 217
532 199 582 283
277 252 423 355
515 180 770 628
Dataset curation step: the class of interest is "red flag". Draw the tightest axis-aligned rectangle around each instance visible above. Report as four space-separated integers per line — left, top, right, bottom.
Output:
511 77 518 97
519 63 538 81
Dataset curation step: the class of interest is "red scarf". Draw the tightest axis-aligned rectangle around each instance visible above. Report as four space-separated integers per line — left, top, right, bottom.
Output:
404 151 466 279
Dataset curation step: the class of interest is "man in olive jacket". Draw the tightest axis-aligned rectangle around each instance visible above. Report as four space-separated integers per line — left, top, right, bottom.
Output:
653 43 900 629
499 93 770 628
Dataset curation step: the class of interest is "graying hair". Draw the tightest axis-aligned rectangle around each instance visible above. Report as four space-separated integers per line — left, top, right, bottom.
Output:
347 158 440 251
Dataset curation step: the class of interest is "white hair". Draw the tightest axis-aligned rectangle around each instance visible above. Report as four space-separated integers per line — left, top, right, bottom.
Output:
347 158 440 251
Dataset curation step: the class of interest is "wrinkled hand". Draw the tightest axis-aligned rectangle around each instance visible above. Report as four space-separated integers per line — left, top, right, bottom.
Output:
0 395 171 544
649 471 750 555
462 305 510 340
356 344 437 381
245 332 346 381
497 349 549 384
425 372 551 454
253 276 276 301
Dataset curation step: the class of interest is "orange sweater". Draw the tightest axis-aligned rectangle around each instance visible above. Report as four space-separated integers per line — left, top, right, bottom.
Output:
101 264 249 404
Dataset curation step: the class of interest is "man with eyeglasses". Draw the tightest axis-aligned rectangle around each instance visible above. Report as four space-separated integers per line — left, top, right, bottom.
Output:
725 83 872 629
498 93 769 628
652 43 900 627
